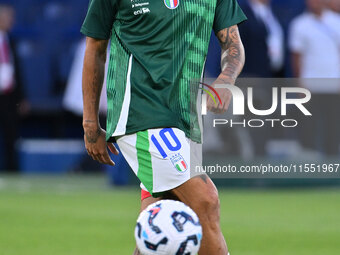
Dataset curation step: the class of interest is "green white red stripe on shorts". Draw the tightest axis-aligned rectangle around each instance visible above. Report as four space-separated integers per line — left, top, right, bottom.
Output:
116 128 191 196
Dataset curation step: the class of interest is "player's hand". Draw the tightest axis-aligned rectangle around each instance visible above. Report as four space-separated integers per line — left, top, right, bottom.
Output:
83 126 119 166
206 79 232 114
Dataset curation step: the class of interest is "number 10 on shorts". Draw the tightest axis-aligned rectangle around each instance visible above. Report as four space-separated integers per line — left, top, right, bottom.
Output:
151 128 182 159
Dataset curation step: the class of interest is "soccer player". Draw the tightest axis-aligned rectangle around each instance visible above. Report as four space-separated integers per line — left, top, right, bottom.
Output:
81 0 246 254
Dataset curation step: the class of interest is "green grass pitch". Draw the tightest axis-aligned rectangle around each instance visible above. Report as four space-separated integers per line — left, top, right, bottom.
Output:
0 176 339 255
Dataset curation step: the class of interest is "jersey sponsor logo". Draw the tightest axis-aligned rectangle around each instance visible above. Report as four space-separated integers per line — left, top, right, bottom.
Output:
164 0 179 9
131 0 150 15
131 1 150 8
134 7 150 15
170 153 188 173
132 2 149 8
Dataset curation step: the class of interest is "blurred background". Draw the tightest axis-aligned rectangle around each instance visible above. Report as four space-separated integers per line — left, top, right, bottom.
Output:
0 0 340 254
1 0 339 179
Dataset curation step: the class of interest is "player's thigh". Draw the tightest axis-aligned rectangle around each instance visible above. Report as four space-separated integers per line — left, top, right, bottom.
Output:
140 190 179 212
141 196 161 212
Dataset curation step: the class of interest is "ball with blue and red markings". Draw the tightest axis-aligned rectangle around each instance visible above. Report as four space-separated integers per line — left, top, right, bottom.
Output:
135 200 202 255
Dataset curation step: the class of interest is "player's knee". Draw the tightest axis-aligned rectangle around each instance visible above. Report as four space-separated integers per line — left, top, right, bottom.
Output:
196 188 220 224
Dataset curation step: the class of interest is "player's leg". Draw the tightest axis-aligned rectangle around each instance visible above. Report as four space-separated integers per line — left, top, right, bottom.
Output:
140 190 161 212
171 174 228 255
118 128 227 254
116 133 162 255
133 190 161 255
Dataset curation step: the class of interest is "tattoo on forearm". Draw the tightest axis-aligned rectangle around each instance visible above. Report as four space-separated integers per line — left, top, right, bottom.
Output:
82 44 106 121
92 65 103 105
84 120 96 124
216 25 245 83
85 128 101 144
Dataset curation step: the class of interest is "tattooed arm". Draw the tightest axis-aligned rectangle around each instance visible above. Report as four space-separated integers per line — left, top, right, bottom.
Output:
207 25 245 113
82 37 118 165
217 25 245 84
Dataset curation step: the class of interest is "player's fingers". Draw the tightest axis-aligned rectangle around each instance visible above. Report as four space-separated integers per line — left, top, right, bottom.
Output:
91 152 103 164
210 107 218 114
86 145 96 159
207 101 217 113
219 103 226 114
215 102 222 113
85 147 90 156
210 103 220 114
84 137 90 155
223 101 228 112
85 145 93 157
223 95 231 112
108 143 119 155
100 151 115 166
206 96 212 110
91 155 100 163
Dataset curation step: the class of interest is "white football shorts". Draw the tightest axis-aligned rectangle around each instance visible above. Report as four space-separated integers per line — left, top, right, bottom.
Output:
116 127 202 196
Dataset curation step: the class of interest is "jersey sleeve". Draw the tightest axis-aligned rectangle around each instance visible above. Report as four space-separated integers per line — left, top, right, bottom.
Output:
213 0 247 34
80 0 118 40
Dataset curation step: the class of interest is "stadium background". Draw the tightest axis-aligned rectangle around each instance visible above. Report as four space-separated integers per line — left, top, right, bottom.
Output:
0 0 340 254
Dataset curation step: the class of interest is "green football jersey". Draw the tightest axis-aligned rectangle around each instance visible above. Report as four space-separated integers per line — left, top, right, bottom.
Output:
81 0 246 142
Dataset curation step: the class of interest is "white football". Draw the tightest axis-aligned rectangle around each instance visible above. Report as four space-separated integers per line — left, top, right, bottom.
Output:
135 200 202 255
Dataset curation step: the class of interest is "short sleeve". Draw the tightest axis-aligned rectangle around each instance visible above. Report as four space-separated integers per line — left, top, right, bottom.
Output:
289 19 305 53
80 0 117 40
213 0 247 34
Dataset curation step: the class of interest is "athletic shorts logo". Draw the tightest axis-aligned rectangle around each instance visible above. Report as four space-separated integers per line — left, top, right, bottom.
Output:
164 0 179 9
170 153 188 173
